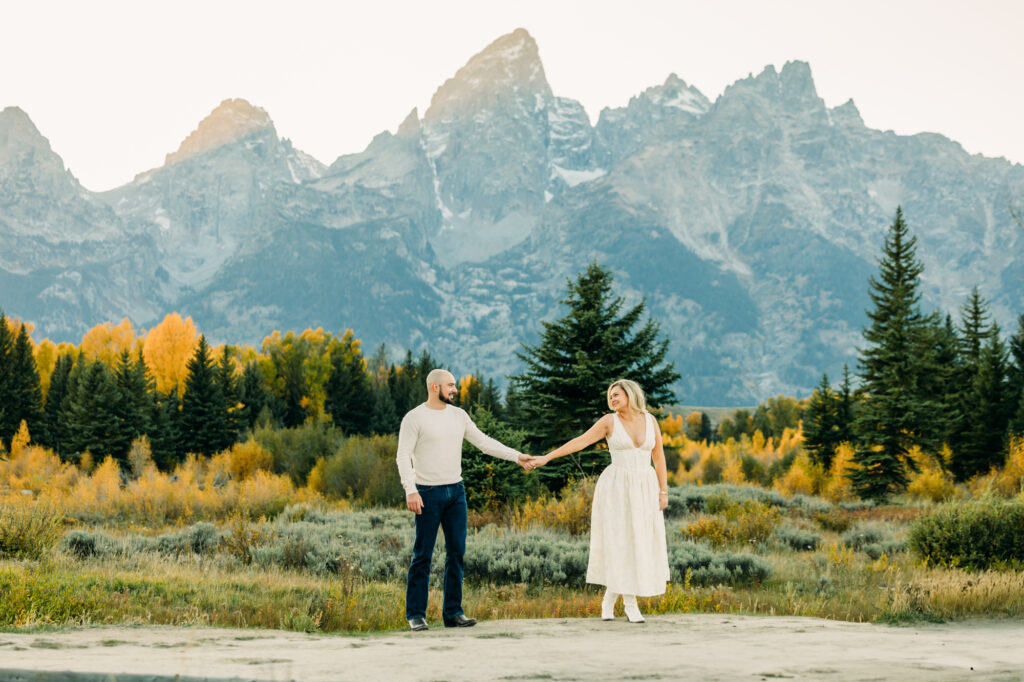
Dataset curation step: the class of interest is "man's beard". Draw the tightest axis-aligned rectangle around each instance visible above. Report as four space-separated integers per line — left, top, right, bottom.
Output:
440 390 456 405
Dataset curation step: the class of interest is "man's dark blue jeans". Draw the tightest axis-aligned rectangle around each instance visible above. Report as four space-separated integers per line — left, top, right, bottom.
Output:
405 481 468 621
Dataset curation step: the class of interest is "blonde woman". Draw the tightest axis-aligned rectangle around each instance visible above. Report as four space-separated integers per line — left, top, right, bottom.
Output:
530 379 670 622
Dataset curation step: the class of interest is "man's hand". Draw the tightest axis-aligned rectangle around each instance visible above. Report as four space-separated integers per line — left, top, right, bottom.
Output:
518 454 537 471
406 492 423 514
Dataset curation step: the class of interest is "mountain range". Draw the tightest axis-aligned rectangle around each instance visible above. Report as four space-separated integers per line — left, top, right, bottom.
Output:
2 28 1022 405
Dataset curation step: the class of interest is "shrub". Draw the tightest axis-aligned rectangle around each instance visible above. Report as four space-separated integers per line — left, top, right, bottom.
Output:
682 496 781 547
0 503 64 560
254 420 344 485
464 527 590 585
665 484 788 517
307 434 402 506
909 499 1024 570
668 541 770 586
61 530 98 559
774 525 821 551
512 478 595 535
812 508 852 533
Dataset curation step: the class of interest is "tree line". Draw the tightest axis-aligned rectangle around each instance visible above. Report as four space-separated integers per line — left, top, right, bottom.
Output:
0 263 680 496
802 207 1024 499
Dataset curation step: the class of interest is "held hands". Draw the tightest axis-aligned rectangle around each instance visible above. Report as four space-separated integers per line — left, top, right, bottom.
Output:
521 454 552 471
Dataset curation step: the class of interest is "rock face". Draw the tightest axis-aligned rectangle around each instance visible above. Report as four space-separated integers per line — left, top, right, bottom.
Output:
1 29 1022 404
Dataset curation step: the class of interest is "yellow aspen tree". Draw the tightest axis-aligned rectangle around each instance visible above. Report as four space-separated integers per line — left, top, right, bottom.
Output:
142 313 199 395
34 338 58 398
80 318 136 365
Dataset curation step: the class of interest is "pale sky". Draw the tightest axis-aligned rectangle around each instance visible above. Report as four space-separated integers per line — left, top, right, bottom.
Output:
3 0 1021 191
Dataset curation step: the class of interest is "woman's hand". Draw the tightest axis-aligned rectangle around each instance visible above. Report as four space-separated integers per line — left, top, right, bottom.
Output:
658 490 668 511
533 454 553 468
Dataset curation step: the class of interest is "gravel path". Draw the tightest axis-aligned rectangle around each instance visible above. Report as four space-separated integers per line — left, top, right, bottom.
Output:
1 614 1022 681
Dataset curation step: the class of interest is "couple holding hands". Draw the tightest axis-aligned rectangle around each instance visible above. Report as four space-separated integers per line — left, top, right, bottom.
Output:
395 369 670 631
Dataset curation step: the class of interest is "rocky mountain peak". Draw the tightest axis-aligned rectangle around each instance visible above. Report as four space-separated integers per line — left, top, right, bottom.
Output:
831 99 864 127
163 98 274 167
643 73 711 115
0 107 54 161
424 28 552 123
396 108 421 139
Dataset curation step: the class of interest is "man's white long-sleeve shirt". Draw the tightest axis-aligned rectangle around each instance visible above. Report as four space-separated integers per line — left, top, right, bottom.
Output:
395 403 523 495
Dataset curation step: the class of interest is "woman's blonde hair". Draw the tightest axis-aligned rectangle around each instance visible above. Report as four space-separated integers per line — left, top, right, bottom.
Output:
607 379 647 414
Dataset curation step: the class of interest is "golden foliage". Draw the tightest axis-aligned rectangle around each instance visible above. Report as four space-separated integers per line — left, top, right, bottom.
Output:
774 452 821 497
0 439 314 525
10 421 31 458
142 313 199 394
34 338 58 397
822 443 857 502
511 478 596 535
80 317 137 366
659 413 685 439
905 446 957 502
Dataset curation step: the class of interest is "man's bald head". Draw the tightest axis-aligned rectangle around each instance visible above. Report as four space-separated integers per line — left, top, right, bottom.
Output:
426 368 454 392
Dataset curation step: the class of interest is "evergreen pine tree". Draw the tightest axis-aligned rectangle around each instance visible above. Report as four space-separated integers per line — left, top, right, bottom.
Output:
369 376 399 435
510 263 679 490
324 334 374 435
851 207 938 500
149 388 182 470
391 350 423 418
239 361 272 430
216 350 241 449
110 350 155 461
0 311 13 447
8 323 44 449
41 353 74 453
835 364 856 446
803 373 839 469
479 377 505 419
958 324 1011 477
179 336 229 456
947 290 1010 479
60 359 121 462
1008 314 1024 437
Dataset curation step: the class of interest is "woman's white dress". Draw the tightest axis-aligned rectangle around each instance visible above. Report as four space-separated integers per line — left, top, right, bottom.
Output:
586 411 670 596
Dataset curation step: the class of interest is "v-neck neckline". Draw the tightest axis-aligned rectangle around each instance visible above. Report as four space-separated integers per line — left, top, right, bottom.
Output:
615 412 647 449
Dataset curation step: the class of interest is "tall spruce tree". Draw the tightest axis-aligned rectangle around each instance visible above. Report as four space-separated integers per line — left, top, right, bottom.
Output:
852 207 938 500
324 332 374 435
0 312 12 447
110 350 155 461
216 350 241 447
149 388 182 469
803 373 839 469
7 323 44 448
510 263 679 490
948 290 1013 479
239 361 272 430
41 353 74 453
835 364 856 446
1008 314 1024 438
60 359 121 462
179 336 229 455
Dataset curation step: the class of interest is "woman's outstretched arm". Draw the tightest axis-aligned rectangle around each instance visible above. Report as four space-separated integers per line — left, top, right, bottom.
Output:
535 415 612 466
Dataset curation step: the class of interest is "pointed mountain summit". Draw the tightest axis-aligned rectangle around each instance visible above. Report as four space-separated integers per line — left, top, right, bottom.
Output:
0 106 55 160
164 98 274 167
425 28 551 123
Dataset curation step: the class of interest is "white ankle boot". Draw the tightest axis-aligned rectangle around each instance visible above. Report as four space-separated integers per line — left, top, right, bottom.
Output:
622 594 644 623
601 590 619 620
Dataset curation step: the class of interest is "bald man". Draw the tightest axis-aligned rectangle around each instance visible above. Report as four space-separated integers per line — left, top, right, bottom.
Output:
396 368 534 631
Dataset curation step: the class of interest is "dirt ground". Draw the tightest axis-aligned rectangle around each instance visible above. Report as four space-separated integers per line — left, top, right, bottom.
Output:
1 614 1022 681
